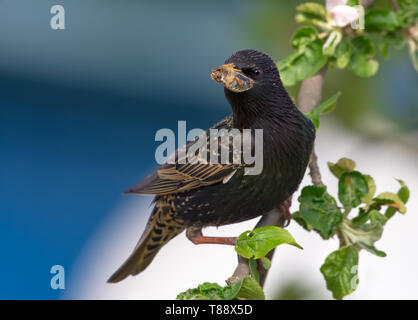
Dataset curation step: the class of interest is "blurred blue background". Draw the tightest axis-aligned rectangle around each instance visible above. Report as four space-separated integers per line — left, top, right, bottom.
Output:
0 0 417 299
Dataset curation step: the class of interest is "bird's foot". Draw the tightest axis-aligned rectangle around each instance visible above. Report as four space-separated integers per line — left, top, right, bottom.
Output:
278 198 292 227
186 226 237 246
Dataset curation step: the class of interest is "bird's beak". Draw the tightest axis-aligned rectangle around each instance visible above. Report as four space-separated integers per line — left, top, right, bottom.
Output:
211 64 254 93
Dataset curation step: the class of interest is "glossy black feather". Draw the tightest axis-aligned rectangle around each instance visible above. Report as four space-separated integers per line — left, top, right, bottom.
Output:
108 49 315 282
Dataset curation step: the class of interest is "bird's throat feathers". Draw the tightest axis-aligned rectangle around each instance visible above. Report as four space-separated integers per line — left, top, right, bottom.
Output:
224 81 298 129
224 82 315 167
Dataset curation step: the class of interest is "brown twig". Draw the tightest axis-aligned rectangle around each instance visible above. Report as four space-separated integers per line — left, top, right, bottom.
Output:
308 150 325 187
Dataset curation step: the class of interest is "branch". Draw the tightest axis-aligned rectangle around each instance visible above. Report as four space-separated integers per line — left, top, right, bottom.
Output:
228 0 376 289
228 66 328 286
298 65 328 188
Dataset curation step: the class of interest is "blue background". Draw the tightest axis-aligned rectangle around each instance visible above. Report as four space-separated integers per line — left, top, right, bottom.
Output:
0 0 416 299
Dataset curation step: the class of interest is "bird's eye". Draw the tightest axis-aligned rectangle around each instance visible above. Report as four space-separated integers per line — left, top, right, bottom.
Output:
242 68 262 79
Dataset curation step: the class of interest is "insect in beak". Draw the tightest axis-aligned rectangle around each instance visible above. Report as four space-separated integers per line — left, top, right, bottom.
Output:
211 64 254 93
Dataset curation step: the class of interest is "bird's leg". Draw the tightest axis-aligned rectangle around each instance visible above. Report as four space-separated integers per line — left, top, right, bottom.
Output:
278 198 292 227
186 226 237 246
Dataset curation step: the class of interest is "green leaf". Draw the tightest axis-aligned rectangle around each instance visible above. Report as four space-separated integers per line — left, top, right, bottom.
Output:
235 226 302 260
365 10 400 32
177 277 266 300
298 186 343 239
296 2 327 20
397 0 418 27
396 179 410 204
335 40 351 69
338 171 369 209
347 0 359 5
351 36 375 56
361 175 376 204
384 32 406 50
278 30 327 86
236 277 265 300
304 92 341 129
349 54 379 77
341 220 386 257
248 259 260 283
292 211 312 231
291 27 318 49
377 192 406 214
328 157 356 178
349 36 379 77
260 257 271 270
294 3 329 31
320 246 359 300
352 209 387 227
383 179 409 219
176 281 242 300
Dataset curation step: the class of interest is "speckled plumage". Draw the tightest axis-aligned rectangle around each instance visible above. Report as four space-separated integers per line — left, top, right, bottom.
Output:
108 50 315 283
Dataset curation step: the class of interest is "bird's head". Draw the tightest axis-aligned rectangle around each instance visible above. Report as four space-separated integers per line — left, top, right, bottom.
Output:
211 49 281 95
211 49 292 126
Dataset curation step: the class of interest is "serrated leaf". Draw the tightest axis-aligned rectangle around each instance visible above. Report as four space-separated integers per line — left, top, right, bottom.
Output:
235 226 302 260
338 171 369 209
304 92 341 129
298 186 343 239
320 246 359 300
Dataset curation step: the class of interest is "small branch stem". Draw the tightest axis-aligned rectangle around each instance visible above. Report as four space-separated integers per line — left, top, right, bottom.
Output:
309 150 325 187
228 0 377 290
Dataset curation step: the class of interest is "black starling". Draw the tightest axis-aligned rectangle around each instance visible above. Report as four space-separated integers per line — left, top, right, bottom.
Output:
108 49 315 283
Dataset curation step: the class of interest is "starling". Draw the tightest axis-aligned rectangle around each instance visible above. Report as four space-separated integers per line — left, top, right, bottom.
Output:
108 49 315 283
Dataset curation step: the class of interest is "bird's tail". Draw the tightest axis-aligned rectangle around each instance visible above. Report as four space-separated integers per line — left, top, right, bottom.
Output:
107 203 185 283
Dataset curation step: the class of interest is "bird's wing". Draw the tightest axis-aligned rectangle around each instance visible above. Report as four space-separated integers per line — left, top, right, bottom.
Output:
125 116 241 195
